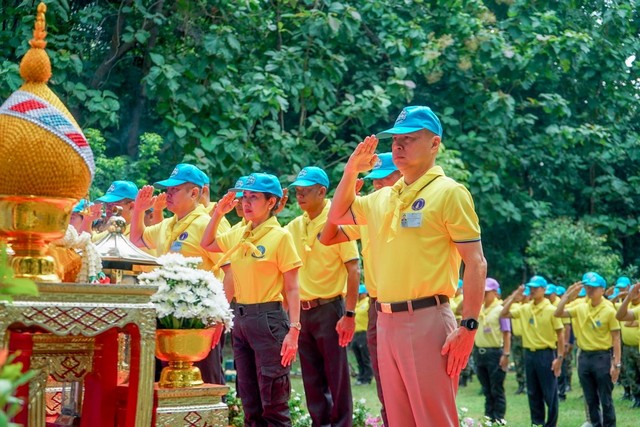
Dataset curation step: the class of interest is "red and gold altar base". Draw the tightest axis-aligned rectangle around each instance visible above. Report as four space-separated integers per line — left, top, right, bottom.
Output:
155 325 224 388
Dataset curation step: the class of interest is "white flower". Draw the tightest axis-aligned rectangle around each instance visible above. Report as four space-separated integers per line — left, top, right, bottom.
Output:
140 253 234 330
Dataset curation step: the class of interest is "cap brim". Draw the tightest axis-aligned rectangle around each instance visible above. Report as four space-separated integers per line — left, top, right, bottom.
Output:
364 169 396 179
290 179 321 187
376 126 426 139
155 178 187 188
96 194 125 203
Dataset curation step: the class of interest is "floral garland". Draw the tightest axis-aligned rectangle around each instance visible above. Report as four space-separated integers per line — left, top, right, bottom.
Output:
139 253 234 330
53 225 102 283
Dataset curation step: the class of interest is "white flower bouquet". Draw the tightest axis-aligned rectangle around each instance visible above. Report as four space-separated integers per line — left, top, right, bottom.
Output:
139 253 234 330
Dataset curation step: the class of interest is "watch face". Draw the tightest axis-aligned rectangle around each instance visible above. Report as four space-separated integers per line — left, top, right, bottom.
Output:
463 319 479 330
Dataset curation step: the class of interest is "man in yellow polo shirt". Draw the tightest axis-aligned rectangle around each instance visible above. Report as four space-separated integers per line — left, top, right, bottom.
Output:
556 272 621 427
285 166 360 427
500 275 564 427
130 163 230 385
318 152 400 426
474 278 511 423
328 106 487 426
614 280 640 407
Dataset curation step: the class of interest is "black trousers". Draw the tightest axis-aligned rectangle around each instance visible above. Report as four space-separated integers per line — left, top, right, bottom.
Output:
351 331 372 383
473 347 506 421
299 299 352 427
578 350 616 427
233 306 292 427
524 348 559 427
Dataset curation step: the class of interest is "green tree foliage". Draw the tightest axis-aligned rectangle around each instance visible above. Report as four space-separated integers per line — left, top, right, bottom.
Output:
526 217 622 287
0 1 638 285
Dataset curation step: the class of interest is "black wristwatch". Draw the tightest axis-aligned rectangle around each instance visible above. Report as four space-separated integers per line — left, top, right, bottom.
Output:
345 310 356 318
460 318 479 331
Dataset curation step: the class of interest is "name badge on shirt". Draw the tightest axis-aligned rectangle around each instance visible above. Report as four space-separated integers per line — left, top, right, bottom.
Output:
401 212 422 228
170 241 183 252
483 326 492 334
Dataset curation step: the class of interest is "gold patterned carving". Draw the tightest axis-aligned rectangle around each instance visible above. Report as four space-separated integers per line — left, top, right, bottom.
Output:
155 403 228 427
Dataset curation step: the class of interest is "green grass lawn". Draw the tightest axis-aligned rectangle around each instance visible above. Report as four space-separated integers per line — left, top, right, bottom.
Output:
224 337 638 426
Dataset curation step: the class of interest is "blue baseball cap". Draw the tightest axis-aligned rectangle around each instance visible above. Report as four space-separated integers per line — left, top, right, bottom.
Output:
608 288 620 300
233 176 249 198
290 166 330 189
364 152 398 179
582 271 606 288
72 199 92 213
578 287 587 297
96 181 138 203
359 284 367 294
544 284 557 296
155 164 207 188
555 286 566 296
377 106 443 138
523 287 531 297
231 173 283 198
526 275 548 288
615 276 631 288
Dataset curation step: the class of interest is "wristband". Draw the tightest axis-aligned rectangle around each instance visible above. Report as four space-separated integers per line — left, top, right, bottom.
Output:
345 310 356 318
502 353 510 357
289 322 301 331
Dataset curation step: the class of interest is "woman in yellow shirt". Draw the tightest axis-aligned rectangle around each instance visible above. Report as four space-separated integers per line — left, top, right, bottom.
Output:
201 173 302 426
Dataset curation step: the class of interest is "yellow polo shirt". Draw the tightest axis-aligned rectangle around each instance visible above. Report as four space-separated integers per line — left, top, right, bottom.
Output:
475 299 506 348
341 225 377 298
355 296 369 332
510 299 563 350
510 302 523 337
620 302 640 347
217 216 301 304
351 166 480 303
450 294 463 321
567 299 620 351
142 205 230 271
286 201 359 301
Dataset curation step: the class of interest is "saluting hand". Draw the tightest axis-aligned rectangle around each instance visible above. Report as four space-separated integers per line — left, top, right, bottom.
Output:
565 282 583 300
135 185 156 212
280 329 299 367
152 191 167 212
345 135 379 175
214 192 238 217
273 188 288 215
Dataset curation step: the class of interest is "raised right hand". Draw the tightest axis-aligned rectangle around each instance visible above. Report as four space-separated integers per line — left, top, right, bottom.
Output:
135 185 155 212
215 192 238 216
345 135 379 175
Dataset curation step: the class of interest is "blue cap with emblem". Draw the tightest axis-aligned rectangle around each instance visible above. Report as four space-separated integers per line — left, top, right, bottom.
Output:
555 285 566 296
96 181 139 203
525 275 548 289
233 176 249 198
359 284 367 294
155 164 207 188
544 284 557 295
290 166 330 189
615 276 631 288
72 199 92 213
377 106 443 138
231 173 283 198
364 152 398 180
582 271 606 288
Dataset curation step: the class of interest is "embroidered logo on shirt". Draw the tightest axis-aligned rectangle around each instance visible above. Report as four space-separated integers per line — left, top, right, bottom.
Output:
252 245 266 259
412 198 425 211
179 232 189 241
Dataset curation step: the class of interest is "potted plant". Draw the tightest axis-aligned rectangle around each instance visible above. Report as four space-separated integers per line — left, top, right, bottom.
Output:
138 253 233 388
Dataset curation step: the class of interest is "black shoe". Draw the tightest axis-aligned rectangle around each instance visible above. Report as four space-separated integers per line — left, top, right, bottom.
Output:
515 384 525 395
623 387 632 400
559 394 566 401
632 398 640 408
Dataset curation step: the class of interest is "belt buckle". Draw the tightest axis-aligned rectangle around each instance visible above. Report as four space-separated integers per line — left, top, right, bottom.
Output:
379 302 392 314
478 347 486 355
301 301 313 310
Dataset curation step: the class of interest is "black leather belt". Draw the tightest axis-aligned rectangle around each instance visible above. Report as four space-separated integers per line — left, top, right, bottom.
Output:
300 295 342 310
376 295 449 313
477 347 501 355
235 301 282 316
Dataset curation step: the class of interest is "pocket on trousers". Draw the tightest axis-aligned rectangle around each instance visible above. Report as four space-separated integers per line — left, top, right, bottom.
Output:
264 311 289 343
260 365 291 406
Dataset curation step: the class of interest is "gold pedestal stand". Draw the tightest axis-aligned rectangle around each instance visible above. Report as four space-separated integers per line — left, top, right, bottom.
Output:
0 195 76 282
